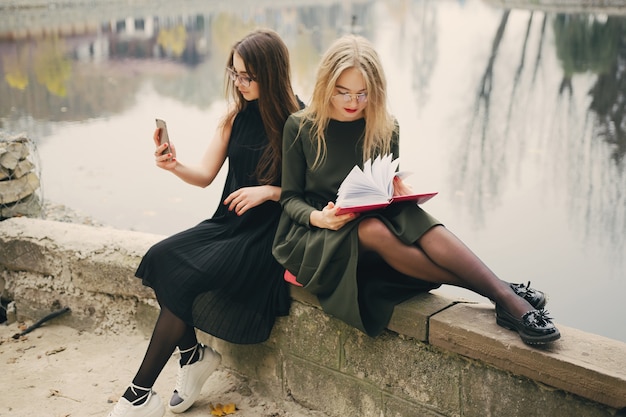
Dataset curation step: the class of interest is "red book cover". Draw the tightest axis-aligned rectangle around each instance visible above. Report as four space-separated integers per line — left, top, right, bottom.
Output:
335 192 438 215
334 155 437 216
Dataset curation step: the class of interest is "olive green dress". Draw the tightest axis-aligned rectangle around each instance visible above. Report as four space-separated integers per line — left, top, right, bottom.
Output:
272 113 442 337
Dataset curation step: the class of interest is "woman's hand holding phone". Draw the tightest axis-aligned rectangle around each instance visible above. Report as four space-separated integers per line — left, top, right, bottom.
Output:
154 118 176 168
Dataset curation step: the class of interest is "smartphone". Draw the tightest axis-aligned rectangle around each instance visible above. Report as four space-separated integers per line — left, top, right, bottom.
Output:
155 118 170 156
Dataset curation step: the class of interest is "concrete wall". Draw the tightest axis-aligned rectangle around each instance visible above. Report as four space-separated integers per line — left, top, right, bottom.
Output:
1 217 625 417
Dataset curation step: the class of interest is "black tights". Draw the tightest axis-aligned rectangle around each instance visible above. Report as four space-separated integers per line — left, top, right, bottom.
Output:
358 220 534 319
123 301 198 401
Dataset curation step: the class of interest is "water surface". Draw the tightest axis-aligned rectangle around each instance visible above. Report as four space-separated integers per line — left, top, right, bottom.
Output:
1 0 625 342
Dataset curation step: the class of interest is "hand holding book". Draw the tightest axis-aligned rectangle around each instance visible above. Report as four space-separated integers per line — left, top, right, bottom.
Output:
335 154 437 215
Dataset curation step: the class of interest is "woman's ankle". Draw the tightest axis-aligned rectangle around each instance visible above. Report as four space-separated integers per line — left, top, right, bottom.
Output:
178 343 201 366
122 383 151 405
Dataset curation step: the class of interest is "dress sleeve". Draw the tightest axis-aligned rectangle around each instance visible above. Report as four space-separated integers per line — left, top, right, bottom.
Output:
280 114 316 227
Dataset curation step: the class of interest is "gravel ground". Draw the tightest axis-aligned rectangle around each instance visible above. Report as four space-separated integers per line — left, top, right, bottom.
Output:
2 205 329 417
0 322 329 417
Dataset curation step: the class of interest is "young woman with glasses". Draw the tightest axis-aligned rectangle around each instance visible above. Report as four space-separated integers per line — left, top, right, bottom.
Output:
107 29 302 417
272 34 559 348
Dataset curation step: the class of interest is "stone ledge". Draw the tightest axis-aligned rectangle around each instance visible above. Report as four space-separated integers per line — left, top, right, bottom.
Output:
290 282 626 410
290 285 461 343
1 217 625 413
429 303 626 410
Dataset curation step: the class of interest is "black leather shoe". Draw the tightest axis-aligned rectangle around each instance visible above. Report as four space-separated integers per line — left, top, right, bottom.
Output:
510 281 547 309
495 305 561 345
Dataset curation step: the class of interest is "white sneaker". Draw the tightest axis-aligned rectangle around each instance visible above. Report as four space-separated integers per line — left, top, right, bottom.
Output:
169 344 221 413
107 389 164 417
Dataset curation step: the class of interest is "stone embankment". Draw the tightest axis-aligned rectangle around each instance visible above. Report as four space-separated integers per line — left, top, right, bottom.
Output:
1 217 625 417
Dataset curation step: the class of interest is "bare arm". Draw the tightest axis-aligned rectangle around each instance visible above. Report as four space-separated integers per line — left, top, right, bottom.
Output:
153 115 233 188
224 184 281 216
152 111 281 216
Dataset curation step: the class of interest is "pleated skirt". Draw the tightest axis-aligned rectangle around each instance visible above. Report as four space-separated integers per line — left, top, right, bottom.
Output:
136 204 291 344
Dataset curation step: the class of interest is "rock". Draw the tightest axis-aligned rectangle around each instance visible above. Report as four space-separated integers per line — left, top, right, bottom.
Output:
0 133 42 218
0 138 30 170
0 171 40 204
0 193 42 218
13 158 36 179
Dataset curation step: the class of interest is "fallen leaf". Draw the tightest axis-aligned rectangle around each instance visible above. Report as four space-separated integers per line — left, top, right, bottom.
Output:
209 402 237 416
210 403 222 416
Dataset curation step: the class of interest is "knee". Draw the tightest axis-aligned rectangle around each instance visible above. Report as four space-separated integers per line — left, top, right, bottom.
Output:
358 218 392 247
145 237 171 258
418 224 445 246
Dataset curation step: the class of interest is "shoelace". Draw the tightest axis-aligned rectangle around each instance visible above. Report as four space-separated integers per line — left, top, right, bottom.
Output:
178 343 201 366
174 344 204 396
109 384 151 417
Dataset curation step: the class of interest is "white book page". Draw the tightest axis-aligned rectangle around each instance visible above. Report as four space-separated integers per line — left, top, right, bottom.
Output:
370 155 385 194
386 155 400 196
336 154 400 207
336 165 388 207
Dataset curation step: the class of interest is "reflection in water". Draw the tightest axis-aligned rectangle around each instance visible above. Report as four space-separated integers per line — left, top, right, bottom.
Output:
456 9 511 225
3 38 71 96
33 39 72 97
572 15 626 164
408 2 438 111
454 6 625 274
0 4 376 131
0 1 625 341
530 14 548 84
553 14 626 266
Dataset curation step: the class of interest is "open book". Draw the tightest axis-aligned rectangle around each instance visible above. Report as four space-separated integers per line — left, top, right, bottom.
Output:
335 154 437 215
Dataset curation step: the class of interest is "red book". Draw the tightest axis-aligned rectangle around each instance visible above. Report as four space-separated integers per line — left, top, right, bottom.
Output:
335 155 437 216
335 192 438 215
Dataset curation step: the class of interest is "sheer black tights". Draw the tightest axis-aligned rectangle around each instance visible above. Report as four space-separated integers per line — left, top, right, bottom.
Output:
358 220 533 319
122 302 197 402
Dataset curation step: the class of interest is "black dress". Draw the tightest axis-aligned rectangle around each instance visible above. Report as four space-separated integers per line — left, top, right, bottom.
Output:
136 100 291 344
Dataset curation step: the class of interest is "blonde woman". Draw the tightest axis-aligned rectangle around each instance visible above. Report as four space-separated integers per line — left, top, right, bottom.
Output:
272 34 559 346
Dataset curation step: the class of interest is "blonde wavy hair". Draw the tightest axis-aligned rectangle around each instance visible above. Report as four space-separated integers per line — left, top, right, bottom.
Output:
301 34 395 168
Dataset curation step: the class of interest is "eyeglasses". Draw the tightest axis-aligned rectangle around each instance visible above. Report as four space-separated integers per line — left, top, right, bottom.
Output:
227 67 254 87
332 92 368 104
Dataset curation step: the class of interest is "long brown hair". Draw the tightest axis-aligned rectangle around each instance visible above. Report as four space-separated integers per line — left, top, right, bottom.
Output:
223 29 300 184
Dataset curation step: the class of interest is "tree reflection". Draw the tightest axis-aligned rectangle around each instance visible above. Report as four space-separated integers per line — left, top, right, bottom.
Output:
2 44 29 91
553 13 626 263
454 10 510 226
458 7 625 264
531 14 547 83
1 36 74 99
506 11 533 125
553 14 625 163
407 0 438 111
157 25 188 59
33 38 72 98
